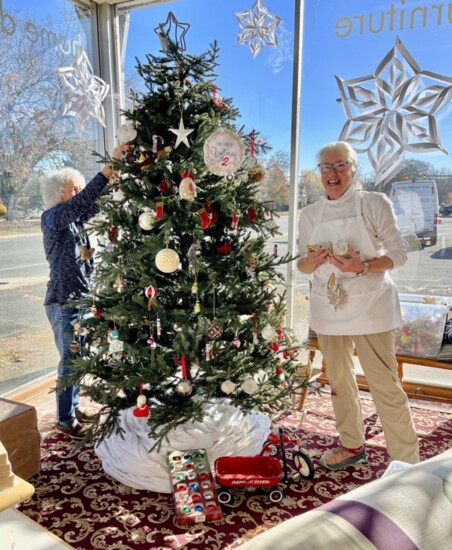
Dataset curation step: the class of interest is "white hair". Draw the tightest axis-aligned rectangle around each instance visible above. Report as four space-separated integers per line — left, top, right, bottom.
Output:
317 141 359 175
41 168 86 209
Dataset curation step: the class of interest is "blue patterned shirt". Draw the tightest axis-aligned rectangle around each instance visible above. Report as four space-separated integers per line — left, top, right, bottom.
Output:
41 172 109 305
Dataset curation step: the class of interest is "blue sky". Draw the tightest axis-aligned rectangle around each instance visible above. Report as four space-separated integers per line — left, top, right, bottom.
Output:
6 0 452 179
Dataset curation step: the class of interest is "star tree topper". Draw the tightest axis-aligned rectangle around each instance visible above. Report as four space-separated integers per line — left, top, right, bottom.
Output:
235 0 281 58
169 118 194 148
154 11 190 51
57 48 110 135
336 37 452 186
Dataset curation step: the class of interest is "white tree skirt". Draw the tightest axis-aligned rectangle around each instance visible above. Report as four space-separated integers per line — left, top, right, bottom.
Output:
95 399 271 493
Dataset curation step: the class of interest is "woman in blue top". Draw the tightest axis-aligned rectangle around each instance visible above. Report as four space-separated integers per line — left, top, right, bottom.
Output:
41 144 125 440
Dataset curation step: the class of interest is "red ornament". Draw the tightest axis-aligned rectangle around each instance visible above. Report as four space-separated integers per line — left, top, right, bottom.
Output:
216 241 232 253
158 179 173 193
247 208 257 222
145 286 158 299
108 226 118 243
154 201 164 222
269 342 280 352
205 201 218 224
133 383 149 418
198 207 212 229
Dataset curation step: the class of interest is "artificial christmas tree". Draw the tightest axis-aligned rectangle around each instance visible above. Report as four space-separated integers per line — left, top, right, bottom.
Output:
68 38 310 490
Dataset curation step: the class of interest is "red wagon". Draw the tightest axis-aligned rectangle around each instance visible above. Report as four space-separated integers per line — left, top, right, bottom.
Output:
214 427 314 504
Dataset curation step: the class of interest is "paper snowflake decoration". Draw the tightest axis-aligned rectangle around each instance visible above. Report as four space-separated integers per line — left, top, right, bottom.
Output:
336 37 452 186
57 48 110 135
235 0 281 58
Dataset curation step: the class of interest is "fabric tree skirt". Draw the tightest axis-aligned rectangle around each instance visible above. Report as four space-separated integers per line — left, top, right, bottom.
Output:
96 399 271 493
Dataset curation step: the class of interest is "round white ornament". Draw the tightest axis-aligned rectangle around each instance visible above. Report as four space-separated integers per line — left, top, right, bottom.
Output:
179 177 196 200
221 380 237 395
333 240 349 256
155 248 180 273
138 210 155 230
116 124 137 142
242 378 259 395
203 128 245 176
261 324 276 341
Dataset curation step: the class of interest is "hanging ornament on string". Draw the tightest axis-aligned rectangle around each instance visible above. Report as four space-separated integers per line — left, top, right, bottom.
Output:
145 285 158 308
169 118 194 148
235 0 282 58
207 288 223 340
56 47 110 135
192 275 201 314
175 355 193 396
241 378 259 395
108 329 125 358
212 84 228 109
261 324 276 341
155 248 180 273
133 383 149 417
147 325 157 349
179 172 196 200
113 275 126 293
203 128 245 176
138 208 156 231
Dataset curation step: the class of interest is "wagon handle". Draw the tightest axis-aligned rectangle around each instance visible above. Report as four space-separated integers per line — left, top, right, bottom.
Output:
278 427 289 484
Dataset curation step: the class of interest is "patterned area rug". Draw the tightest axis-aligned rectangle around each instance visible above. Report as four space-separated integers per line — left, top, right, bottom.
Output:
18 390 452 549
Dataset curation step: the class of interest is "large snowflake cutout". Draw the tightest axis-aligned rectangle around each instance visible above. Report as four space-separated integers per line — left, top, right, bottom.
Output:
57 48 110 135
336 37 452 186
235 0 281 58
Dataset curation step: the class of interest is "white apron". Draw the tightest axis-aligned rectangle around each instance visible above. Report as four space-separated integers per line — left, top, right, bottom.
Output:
309 192 401 335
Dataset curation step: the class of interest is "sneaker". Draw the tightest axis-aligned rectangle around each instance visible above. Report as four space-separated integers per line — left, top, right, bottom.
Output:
75 409 97 424
320 445 367 471
55 420 88 441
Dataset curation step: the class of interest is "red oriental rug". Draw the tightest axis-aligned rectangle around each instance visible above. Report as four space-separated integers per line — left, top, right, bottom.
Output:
18 390 452 549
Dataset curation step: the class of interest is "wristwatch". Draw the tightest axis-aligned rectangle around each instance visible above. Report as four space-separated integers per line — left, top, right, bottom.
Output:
357 260 370 277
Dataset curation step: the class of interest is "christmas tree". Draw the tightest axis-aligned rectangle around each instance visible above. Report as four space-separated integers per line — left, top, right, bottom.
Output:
69 40 309 451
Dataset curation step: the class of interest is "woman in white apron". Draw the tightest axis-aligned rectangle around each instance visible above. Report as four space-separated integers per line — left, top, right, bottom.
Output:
297 141 419 470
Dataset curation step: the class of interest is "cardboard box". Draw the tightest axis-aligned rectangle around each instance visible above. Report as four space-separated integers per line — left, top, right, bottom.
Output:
168 448 222 525
0 398 41 480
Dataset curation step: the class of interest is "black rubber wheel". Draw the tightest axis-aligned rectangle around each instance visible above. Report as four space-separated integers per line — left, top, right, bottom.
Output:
218 490 232 504
269 489 283 503
293 449 315 479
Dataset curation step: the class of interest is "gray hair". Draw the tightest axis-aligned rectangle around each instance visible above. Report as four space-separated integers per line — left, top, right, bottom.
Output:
317 141 359 176
41 168 86 209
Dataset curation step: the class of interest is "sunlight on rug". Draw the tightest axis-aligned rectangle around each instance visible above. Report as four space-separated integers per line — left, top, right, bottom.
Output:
18 390 452 550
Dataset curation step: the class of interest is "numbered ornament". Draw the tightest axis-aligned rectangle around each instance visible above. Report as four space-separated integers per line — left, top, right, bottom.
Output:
179 176 196 200
139 209 155 230
261 324 276 341
155 248 180 273
203 128 245 176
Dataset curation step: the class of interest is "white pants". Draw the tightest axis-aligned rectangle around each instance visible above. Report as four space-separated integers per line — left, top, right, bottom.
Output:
317 331 419 463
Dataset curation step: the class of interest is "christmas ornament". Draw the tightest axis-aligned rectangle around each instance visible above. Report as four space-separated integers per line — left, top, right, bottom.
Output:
158 179 173 193
221 380 237 395
232 336 241 348
333 240 350 257
133 385 149 418
108 329 125 357
207 322 223 340
57 47 110 134
69 339 80 353
153 11 190 52
248 165 265 182
269 342 280 352
179 176 196 200
113 187 125 201
261 324 276 341
327 272 348 311
175 356 193 396
205 342 212 361
113 275 126 293
116 124 137 142
154 201 164 222
198 207 212 229
203 128 245 176
247 207 257 222
212 84 228 109
79 245 95 260
235 0 282 58
169 118 194 148
107 226 118 243
337 37 452 186
145 285 158 299
152 135 164 154
155 248 180 273
138 209 155 230
273 244 278 257
241 378 259 395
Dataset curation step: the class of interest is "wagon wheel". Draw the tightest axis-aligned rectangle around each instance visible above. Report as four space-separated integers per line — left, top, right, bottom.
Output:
217 490 232 504
269 489 283 503
262 443 279 457
293 448 315 479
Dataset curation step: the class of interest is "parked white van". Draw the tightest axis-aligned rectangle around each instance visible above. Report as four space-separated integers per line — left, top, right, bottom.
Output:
389 179 439 246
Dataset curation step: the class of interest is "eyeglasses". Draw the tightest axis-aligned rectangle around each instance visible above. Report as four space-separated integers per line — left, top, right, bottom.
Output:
317 161 350 174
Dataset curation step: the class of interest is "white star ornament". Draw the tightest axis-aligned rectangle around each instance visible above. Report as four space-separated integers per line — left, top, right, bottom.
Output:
169 118 194 148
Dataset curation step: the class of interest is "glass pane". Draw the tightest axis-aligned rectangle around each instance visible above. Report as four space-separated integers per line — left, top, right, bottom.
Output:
0 0 99 396
297 1 452 383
